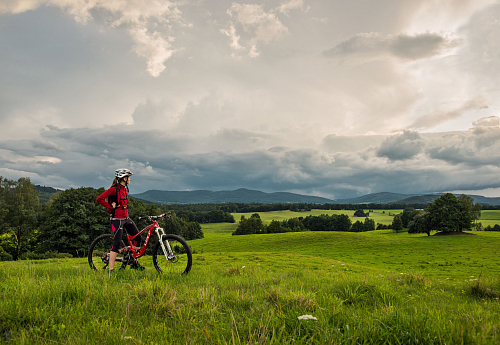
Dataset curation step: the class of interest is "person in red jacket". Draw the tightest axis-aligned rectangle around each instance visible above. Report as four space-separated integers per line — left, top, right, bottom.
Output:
96 168 145 273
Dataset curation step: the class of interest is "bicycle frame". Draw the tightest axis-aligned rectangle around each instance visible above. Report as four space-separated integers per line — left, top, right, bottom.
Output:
120 216 173 262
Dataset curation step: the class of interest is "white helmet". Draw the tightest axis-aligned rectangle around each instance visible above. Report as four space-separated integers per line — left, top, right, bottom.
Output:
115 168 133 179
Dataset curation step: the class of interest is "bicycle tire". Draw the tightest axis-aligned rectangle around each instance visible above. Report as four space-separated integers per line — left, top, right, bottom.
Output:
88 234 128 271
152 234 192 275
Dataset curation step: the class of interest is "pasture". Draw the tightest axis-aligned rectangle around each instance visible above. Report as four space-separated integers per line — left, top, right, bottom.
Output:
1 209 500 344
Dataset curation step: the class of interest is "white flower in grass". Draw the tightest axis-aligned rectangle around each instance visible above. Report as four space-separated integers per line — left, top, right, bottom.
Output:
298 315 317 321
241 266 246 269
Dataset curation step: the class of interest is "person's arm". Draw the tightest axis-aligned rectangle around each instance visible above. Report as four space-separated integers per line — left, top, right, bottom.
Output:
96 187 116 213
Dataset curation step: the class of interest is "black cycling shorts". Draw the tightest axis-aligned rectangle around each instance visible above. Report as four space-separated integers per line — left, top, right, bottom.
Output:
110 218 141 253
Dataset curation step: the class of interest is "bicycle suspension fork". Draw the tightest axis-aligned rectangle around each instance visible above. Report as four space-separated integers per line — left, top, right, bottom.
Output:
155 227 175 261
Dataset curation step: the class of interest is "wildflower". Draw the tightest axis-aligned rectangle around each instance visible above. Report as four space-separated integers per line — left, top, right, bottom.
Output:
298 315 317 321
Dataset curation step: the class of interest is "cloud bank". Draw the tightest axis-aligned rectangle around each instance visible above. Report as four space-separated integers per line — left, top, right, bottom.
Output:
2 1 500 199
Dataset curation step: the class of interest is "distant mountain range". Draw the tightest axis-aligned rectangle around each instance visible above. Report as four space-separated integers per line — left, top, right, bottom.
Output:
132 188 500 206
132 188 334 204
35 185 500 206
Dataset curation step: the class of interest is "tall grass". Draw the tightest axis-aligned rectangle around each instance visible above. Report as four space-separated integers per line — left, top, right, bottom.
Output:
1 252 499 344
2 213 500 344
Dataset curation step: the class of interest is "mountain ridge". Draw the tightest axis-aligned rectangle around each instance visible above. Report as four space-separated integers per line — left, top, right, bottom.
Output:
131 188 500 206
34 185 500 206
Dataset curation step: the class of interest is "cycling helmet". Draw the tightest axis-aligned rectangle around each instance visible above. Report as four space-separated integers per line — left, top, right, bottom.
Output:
115 169 133 179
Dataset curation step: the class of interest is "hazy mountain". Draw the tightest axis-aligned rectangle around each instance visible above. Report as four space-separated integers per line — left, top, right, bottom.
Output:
395 194 500 206
36 184 500 205
132 188 334 204
332 192 420 205
133 189 500 205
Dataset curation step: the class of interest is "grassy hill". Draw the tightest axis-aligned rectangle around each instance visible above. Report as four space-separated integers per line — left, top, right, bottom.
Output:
1 216 499 344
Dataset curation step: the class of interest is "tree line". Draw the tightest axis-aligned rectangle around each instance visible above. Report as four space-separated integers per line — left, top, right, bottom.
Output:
232 213 378 235
0 177 204 261
232 193 484 236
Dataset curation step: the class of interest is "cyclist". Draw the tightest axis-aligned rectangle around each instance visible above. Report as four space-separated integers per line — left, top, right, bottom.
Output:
96 168 145 273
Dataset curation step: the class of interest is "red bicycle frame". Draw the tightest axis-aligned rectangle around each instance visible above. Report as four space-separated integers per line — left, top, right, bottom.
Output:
119 214 169 259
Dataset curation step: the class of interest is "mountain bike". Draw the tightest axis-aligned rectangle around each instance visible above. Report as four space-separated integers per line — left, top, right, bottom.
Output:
88 213 192 275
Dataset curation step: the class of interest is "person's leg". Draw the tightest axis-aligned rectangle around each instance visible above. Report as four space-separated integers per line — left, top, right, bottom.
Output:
109 220 123 271
124 219 142 250
124 219 145 271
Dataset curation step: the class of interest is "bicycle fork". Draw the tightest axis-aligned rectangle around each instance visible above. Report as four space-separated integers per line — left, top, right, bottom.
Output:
155 227 176 261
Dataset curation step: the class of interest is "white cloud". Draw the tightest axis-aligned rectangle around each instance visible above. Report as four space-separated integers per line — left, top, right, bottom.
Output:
409 97 488 130
129 26 175 77
1 0 182 76
225 3 288 57
278 0 304 14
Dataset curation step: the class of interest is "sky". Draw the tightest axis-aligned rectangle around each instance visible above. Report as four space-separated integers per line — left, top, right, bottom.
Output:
1 0 500 200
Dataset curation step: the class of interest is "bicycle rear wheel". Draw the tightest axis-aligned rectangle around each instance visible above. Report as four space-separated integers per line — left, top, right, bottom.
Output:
152 234 192 275
88 234 128 271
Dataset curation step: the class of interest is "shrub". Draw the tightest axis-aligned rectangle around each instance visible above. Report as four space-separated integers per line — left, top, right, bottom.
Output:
0 245 13 261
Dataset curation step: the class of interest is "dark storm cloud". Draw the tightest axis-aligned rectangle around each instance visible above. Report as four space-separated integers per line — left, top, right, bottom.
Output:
376 130 423 160
3 120 500 198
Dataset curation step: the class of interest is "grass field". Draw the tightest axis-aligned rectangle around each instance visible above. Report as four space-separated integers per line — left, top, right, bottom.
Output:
1 210 500 344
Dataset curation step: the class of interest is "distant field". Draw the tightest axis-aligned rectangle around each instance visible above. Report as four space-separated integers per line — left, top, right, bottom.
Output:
226 208 500 230
195 228 500 279
231 209 402 227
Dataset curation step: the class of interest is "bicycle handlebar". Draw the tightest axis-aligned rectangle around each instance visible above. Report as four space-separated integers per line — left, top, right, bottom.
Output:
138 212 171 221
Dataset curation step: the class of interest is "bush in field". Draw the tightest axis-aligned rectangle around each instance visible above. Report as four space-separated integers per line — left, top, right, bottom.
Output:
232 215 265 235
0 245 13 261
353 209 368 217
302 214 351 232
484 224 500 231
392 216 403 233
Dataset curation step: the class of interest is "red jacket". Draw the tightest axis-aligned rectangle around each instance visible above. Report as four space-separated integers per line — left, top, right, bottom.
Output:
96 184 129 218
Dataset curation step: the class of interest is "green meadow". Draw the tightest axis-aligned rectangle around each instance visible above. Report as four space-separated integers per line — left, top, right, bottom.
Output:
1 210 500 344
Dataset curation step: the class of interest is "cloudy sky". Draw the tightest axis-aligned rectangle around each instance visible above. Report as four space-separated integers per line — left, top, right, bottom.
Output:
1 0 500 199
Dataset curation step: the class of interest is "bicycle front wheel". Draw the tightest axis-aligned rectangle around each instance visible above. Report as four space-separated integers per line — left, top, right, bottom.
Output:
88 234 127 271
152 234 192 275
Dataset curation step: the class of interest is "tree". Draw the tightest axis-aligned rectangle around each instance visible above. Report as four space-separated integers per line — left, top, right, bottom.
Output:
233 215 264 235
457 194 481 231
266 220 285 233
2 178 40 259
0 177 15 235
408 212 432 236
350 220 365 232
353 209 367 217
401 208 421 228
38 187 109 256
392 216 403 233
364 217 375 231
427 193 480 232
